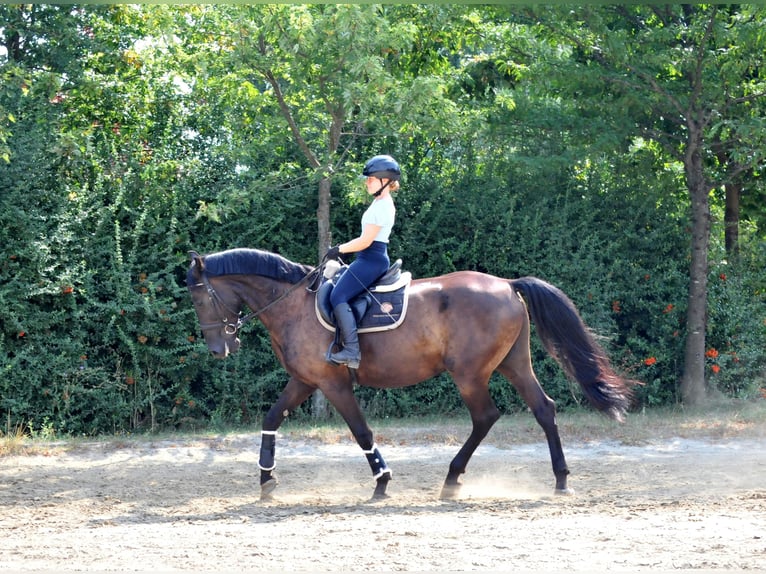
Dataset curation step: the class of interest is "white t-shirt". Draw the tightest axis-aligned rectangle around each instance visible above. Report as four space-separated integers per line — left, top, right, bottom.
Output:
361 196 396 243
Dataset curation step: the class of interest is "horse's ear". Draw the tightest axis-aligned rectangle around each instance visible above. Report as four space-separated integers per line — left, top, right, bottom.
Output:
189 251 205 272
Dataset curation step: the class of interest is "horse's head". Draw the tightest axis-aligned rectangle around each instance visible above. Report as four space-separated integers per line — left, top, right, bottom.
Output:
186 251 242 358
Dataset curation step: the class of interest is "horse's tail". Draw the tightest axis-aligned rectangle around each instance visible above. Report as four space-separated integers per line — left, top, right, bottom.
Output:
510 276 637 422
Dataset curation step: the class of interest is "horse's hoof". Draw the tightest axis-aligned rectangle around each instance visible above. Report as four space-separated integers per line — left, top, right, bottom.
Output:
260 478 278 500
554 487 575 496
439 483 461 500
372 482 390 500
369 491 390 502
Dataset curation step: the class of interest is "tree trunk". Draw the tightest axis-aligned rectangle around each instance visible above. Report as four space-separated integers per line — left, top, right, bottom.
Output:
316 175 332 258
312 111 344 419
724 181 740 257
714 143 742 259
311 175 333 418
264 64 343 418
679 128 711 405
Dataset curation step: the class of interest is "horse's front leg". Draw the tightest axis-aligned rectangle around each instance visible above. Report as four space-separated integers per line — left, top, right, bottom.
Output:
259 377 314 499
322 380 392 500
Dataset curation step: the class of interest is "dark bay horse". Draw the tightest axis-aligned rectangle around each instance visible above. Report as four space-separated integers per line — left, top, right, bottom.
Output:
187 248 635 500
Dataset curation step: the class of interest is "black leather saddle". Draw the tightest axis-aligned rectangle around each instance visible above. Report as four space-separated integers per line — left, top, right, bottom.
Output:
315 259 411 333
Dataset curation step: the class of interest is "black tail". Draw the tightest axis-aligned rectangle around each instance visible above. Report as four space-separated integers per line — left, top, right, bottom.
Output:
511 276 637 422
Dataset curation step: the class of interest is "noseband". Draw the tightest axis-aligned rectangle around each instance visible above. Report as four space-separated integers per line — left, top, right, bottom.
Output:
190 266 321 336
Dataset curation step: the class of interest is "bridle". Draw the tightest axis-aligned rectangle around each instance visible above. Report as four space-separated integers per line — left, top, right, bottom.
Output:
190 266 321 336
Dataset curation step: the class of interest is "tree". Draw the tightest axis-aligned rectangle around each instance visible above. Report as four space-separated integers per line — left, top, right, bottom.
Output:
527 4 766 405
708 5 766 256
172 5 460 257
170 4 472 415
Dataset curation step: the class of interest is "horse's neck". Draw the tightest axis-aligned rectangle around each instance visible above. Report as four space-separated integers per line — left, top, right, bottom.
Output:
238 275 308 331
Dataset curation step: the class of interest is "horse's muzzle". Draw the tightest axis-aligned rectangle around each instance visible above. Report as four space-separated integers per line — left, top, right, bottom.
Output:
210 337 241 359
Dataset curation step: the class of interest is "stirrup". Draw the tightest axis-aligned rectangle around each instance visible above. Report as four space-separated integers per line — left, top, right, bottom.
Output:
329 348 360 369
325 340 341 364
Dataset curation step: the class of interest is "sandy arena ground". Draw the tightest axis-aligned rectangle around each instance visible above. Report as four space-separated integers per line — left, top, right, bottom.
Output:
1 410 765 573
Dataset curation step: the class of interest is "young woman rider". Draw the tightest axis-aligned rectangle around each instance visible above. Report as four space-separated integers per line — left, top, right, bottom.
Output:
323 155 401 368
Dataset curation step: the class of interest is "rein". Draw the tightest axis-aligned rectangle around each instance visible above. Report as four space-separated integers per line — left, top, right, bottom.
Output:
192 265 322 335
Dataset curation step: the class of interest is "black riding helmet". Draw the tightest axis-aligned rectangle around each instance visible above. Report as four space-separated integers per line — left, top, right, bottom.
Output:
362 155 401 181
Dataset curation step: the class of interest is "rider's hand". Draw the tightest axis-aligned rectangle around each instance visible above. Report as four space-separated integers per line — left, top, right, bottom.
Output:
324 245 341 261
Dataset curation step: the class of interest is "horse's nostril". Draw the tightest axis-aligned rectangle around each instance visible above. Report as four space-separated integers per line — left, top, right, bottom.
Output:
211 346 228 359
226 338 241 355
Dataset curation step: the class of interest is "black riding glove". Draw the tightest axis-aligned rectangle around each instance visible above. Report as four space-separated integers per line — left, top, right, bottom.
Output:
324 245 341 261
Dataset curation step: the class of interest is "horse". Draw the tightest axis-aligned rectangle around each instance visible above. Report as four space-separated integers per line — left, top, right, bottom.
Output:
186 248 636 500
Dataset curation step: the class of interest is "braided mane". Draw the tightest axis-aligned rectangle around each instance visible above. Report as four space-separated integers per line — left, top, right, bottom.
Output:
203 248 312 284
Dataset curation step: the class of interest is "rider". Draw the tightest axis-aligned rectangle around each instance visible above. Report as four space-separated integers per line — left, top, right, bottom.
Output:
324 154 400 369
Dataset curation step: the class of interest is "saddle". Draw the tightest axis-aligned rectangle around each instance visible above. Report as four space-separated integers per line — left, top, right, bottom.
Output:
315 259 412 334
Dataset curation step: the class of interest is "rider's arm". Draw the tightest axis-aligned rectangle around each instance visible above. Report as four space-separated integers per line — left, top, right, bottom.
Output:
339 224 382 254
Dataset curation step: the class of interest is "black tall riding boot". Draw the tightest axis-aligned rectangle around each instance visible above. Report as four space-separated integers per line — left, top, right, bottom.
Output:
329 303 361 369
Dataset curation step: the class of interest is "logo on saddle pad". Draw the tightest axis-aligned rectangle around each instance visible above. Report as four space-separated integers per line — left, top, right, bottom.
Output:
315 260 412 334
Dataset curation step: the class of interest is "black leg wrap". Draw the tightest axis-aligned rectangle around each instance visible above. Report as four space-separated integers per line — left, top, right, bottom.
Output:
364 444 392 480
259 431 276 472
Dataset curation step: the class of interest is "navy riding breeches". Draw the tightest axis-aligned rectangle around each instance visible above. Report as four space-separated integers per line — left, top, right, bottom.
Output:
330 241 390 308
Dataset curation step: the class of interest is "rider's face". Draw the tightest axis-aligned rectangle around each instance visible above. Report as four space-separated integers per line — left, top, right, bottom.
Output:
365 176 387 195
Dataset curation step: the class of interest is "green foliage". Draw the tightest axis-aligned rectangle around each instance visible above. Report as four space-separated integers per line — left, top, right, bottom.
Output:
390 137 691 415
704 228 766 399
356 373 464 419
1 5 764 435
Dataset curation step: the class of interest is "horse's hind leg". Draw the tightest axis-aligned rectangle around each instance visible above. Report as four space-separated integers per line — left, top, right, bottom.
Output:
441 375 501 500
259 377 315 499
498 351 572 495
